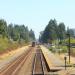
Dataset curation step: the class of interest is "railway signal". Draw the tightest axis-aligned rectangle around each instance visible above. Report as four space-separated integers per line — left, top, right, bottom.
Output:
64 56 67 70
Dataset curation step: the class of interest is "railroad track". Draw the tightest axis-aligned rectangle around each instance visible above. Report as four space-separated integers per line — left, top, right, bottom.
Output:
0 46 51 75
0 47 34 75
32 47 49 75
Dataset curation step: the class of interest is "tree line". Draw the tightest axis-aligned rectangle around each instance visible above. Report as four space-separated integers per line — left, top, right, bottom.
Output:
0 19 35 43
39 19 74 43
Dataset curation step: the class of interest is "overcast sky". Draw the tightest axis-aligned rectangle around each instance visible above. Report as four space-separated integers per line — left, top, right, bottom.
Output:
0 0 75 38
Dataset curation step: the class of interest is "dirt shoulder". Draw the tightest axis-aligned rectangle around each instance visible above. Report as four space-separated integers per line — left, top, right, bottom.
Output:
0 45 29 69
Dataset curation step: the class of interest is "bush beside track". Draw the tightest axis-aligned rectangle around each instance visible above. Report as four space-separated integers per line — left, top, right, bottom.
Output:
0 37 29 54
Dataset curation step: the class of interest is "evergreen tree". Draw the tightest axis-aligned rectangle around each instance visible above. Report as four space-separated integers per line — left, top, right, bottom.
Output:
41 19 58 43
29 29 35 41
58 23 66 40
0 19 7 38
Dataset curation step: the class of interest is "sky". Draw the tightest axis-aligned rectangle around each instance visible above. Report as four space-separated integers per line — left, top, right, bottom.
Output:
0 0 75 39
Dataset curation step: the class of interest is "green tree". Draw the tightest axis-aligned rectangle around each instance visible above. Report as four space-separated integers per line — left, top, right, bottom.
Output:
12 25 20 41
0 19 35 43
7 23 14 40
41 19 58 43
19 25 26 40
39 31 44 43
67 27 74 37
29 29 35 41
24 26 30 42
0 19 7 38
58 23 66 41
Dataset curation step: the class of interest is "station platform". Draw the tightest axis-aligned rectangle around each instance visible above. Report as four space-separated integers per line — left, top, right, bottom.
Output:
40 45 65 70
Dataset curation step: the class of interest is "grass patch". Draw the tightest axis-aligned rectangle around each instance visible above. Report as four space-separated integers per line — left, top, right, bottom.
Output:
0 37 28 53
60 46 68 53
0 37 9 51
65 37 75 43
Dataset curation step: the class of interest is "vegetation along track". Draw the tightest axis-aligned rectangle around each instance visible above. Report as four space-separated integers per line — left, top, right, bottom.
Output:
0 47 33 75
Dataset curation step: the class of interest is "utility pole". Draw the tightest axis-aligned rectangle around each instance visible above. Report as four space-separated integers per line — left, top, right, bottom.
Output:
68 34 70 64
67 33 71 64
